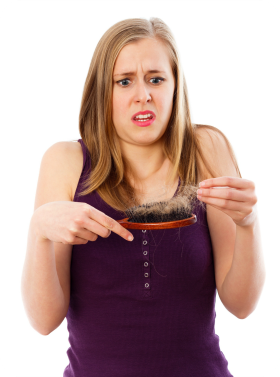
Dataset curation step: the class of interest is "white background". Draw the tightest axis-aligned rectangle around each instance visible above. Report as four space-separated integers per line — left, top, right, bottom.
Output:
1 0 279 376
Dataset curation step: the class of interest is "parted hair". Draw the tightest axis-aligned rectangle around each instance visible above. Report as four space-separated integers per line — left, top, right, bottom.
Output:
73 17 241 213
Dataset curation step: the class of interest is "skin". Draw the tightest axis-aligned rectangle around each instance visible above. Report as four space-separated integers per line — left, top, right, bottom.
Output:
112 38 176 196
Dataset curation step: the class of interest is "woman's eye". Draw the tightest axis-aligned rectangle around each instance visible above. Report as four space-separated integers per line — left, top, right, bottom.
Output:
117 77 165 87
150 77 164 84
118 79 130 87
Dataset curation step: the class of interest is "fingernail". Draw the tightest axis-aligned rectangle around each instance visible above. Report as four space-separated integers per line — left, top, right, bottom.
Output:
128 235 134 241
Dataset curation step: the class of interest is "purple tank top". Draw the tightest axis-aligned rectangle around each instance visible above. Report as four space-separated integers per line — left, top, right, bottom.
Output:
63 139 233 377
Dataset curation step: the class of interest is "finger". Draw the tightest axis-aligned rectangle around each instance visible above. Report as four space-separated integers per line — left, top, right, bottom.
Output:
80 216 112 238
72 231 98 243
89 207 134 241
201 202 241 219
77 228 100 241
197 196 246 211
61 236 89 245
198 187 247 202
63 231 97 244
200 176 254 189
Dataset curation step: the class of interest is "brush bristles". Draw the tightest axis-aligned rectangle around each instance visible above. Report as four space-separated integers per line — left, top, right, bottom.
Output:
124 183 205 224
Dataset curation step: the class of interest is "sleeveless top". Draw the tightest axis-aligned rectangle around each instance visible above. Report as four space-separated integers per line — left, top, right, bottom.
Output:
63 139 234 377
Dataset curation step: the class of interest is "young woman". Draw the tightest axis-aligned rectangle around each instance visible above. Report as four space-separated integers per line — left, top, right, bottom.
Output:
21 17 265 377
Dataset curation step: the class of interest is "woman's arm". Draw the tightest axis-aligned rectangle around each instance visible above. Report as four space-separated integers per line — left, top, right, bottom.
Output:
196 128 266 319
220 214 265 319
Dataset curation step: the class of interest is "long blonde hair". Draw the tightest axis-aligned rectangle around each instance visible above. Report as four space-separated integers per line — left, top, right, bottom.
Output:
74 17 241 213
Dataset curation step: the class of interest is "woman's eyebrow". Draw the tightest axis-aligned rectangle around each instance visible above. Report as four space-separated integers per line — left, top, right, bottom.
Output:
113 70 166 77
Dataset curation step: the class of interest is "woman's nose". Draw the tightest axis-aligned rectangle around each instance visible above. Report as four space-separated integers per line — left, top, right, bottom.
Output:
134 82 152 103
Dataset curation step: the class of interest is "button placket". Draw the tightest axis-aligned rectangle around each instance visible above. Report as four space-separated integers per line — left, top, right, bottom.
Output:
142 231 151 294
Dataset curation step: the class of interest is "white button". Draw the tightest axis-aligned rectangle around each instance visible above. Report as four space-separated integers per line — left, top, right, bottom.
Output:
143 240 147 245
144 262 148 267
144 273 148 277
142 230 146 233
145 283 149 288
143 251 147 255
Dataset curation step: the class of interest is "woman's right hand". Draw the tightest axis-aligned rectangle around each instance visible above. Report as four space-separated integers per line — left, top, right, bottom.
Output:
32 201 134 244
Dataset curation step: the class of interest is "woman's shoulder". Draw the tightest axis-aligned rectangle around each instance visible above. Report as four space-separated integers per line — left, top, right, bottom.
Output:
53 140 84 201
193 124 240 182
194 124 223 143
193 125 220 182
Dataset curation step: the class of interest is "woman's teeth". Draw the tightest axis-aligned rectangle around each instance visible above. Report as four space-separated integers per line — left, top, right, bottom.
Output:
134 114 153 121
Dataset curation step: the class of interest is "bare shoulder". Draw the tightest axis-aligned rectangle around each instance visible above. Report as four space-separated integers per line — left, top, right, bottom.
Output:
194 125 219 183
194 125 239 181
195 124 224 154
61 141 84 201
46 140 83 202
35 140 84 211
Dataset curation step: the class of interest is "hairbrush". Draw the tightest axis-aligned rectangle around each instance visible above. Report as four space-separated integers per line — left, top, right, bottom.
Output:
116 183 203 230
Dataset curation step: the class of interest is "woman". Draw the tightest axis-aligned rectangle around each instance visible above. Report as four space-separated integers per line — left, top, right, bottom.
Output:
21 17 265 377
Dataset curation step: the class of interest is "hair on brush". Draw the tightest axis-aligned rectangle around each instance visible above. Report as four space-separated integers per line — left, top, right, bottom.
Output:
117 183 206 230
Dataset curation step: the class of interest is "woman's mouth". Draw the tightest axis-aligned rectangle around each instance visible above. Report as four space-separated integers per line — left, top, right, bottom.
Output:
131 112 156 127
132 117 155 127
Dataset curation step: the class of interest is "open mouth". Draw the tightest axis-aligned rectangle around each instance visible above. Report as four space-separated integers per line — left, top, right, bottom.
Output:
131 111 156 126
132 116 156 127
133 115 154 122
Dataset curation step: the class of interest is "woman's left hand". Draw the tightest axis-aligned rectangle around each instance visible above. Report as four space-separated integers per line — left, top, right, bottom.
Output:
197 176 258 228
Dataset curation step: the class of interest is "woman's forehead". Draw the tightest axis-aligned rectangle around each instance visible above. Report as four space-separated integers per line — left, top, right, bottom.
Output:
113 40 172 75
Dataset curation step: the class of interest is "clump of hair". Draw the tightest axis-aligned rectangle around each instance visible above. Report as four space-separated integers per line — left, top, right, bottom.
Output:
123 183 206 223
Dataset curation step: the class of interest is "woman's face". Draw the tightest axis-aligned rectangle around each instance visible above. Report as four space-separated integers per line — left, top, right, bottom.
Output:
112 38 175 148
